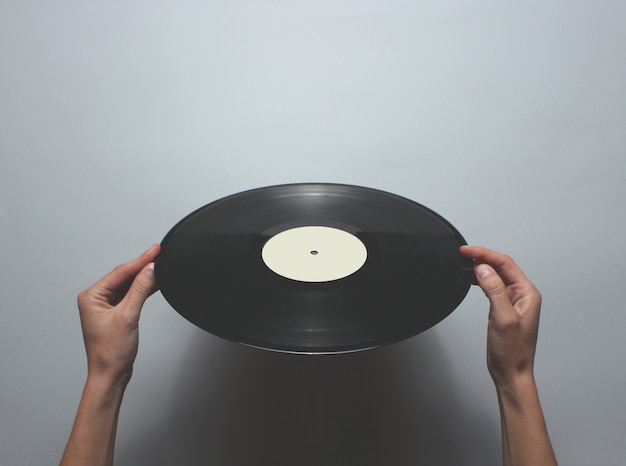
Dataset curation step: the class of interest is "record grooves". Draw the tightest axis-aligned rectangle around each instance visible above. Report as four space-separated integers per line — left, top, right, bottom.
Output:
155 183 473 354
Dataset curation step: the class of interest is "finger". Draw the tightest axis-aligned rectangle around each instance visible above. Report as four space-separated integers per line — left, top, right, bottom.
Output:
119 262 159 320
460 245 530 287
475 263 519 321
96 244 161 294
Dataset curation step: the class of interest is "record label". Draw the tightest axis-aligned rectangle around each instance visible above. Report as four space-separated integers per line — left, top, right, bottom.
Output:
261 226 368 283
155 183 473 354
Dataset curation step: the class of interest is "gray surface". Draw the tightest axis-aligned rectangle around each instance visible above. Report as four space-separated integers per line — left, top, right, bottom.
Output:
1 1 625 465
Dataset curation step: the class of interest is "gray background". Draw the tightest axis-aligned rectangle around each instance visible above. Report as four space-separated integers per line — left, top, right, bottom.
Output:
1 1 625 465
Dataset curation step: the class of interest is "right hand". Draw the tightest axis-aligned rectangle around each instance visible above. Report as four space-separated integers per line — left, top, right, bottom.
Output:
460 246 542 389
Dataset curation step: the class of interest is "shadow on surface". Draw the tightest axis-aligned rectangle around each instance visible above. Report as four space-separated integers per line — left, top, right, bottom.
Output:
118 331 499 466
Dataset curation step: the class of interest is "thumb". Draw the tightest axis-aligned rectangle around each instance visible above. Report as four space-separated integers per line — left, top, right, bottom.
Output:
120 263 158 317
475 264 516 317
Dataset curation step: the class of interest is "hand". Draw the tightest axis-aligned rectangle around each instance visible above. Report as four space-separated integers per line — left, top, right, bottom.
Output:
77 244 160 387
460 246 542 389
460 246 557 465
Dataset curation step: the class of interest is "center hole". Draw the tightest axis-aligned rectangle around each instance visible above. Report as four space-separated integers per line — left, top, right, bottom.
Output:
310 250 319 255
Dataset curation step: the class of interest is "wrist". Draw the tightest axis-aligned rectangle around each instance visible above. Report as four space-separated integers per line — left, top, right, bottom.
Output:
86 361 134 389
494 373 539 406
85 372 131 395
492 367 535 390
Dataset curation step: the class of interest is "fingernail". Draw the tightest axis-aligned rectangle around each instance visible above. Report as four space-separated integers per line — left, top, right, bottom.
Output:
476 264 492 279
144 263 155 276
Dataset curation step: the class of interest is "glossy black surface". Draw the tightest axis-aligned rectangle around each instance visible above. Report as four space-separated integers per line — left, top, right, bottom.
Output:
155 183 473 353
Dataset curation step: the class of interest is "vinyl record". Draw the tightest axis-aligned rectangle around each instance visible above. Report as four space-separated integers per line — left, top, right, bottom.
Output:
155 183 473 354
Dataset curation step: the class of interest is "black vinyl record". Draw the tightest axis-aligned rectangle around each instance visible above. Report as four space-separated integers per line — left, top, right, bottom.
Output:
155 183 473 354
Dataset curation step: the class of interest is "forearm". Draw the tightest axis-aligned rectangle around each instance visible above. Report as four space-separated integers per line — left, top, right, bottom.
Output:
60 376 127 466
496 376 557 466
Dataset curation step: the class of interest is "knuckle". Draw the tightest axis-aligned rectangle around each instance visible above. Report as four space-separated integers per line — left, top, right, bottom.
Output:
531 286 542 306
131 281 148 297
485 276 506 296
131 276 152 298
77 289 88 308
532 286 542 299
501 254 514 268
489 315 520 337
500 314 521 331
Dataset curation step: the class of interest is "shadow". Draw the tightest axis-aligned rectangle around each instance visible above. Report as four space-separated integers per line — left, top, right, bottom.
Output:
118 331 500 466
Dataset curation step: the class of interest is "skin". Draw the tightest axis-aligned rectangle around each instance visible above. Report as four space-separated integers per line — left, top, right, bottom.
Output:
60 244 160 466
460 245 557 466
60 245 556 466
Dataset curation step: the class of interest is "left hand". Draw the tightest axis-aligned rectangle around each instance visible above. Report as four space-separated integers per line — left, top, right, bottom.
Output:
77 244 160 387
